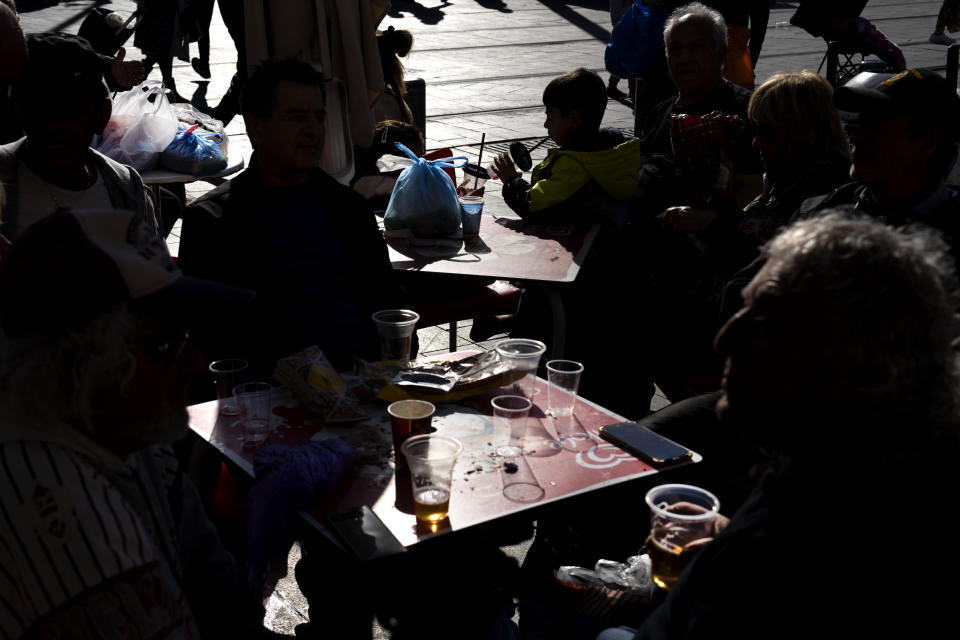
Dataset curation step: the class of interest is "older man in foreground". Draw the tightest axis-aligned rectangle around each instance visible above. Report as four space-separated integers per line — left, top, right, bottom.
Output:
0 210 279 638
602 212 960 639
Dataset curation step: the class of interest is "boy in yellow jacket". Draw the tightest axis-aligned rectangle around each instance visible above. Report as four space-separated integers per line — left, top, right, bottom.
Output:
493 68 642 226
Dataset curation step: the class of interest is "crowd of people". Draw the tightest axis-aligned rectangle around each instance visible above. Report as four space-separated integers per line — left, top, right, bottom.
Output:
1 0 960 637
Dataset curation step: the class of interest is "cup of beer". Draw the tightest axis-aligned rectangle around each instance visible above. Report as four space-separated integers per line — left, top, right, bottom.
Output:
644 483 720 591
401 434 462 525
387 399 435 472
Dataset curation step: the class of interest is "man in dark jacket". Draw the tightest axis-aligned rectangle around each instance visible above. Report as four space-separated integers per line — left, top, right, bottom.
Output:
601 213 960 640
179 59 408 374
795 68 960 263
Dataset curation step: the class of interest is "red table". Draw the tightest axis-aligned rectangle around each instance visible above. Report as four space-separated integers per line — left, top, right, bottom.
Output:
384 217 599 284
383 214 602 357
188 377 700 548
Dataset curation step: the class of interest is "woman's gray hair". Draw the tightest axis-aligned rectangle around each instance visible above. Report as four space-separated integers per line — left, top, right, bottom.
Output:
0 307 137 436
764 210 960 433
663 2 727 51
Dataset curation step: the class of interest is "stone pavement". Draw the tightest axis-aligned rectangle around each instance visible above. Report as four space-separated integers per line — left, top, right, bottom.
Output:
13 0 959 636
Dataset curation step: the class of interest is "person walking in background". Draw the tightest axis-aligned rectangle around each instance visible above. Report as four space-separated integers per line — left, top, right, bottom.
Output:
190 0 215 78
136 0 190 102
607 0 633 99
931 0 960 44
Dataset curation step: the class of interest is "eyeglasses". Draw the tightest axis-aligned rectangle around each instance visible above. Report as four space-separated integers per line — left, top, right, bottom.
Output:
148 330 192 367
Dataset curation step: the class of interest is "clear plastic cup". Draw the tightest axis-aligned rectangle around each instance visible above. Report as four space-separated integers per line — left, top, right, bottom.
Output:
645 484 720 591
233 381 273 447
401 434 462 524
496 338 547 398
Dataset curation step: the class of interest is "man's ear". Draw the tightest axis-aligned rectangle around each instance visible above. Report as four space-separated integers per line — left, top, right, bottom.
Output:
918 126 945 160
93 98 112 135
245 113 264 148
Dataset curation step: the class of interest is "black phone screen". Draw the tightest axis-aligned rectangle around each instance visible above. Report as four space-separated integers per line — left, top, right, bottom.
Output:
598 422 692 467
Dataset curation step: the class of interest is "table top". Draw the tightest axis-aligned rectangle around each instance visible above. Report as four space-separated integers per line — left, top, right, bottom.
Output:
187 376 700 548
383 216 600 283
141 147 245 185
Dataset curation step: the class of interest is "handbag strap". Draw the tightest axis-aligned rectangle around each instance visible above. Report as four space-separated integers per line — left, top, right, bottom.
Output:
393 142 467 169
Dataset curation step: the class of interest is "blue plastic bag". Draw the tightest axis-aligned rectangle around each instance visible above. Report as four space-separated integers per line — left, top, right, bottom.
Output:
604 1 668 79
384 143 467 238
158 123 228 176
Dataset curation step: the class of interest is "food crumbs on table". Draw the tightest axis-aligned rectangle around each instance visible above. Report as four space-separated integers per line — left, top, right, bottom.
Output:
504 462 519 474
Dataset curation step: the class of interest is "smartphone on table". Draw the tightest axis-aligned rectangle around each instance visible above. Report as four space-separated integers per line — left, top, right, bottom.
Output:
598 422 693 468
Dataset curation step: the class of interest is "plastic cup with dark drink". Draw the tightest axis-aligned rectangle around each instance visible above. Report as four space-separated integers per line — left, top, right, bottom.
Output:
459 195 484 237
388 399 435 472
372 309 420 361
645 484 720 590
457 163 489 195
401 434 462 524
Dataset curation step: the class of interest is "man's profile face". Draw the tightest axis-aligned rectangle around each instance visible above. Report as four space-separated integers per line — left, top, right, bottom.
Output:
666 18 725 101
849 112 934 189
95 319 205 454
713 259 831 432
249 80 326 175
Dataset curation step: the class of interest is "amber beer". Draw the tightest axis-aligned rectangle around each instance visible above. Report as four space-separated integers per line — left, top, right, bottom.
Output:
648 536 700 590
644 484 721 591
413 487 451 523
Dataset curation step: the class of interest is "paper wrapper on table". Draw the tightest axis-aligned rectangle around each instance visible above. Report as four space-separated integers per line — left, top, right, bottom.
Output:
371 356 526 404
273 347 367 423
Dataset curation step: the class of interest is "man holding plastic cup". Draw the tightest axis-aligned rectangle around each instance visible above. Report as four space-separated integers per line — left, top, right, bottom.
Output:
601 214 960 639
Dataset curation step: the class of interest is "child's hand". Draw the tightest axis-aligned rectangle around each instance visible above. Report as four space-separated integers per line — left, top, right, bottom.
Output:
493 152 520 182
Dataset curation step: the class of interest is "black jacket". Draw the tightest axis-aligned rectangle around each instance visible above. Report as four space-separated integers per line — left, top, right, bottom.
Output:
178 156 407 372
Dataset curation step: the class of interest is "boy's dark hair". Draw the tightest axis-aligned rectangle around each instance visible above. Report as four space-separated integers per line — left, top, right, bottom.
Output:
542 68 607 131
240 59 327 117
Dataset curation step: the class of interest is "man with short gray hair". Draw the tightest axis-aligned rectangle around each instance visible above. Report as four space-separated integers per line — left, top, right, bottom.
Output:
640 2 753 166
601 212 960 639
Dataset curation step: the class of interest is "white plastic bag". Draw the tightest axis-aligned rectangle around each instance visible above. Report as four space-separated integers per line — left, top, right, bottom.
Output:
95 81 178 171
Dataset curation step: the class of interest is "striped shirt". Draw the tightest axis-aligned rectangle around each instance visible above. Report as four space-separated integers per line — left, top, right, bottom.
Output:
0 441 202 639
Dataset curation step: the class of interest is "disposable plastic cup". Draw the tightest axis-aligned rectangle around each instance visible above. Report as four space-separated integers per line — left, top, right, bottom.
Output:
372 309 420 361
645 484 720 591
388 399 435 471
496 338 546 398
491 395 532 457
546 360 584 417
401 434 462 524
209 359 248 415
458 163 489 194
459 195 484 236
233 381 273 447
500 454 545 503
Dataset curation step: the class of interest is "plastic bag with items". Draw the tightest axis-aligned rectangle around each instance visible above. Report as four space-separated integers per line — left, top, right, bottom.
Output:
383 142 466 238
159 123 228 175
95 80 179 171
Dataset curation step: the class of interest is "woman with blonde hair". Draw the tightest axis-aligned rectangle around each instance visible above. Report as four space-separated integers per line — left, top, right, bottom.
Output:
733 70 851 244
663 70 850 247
